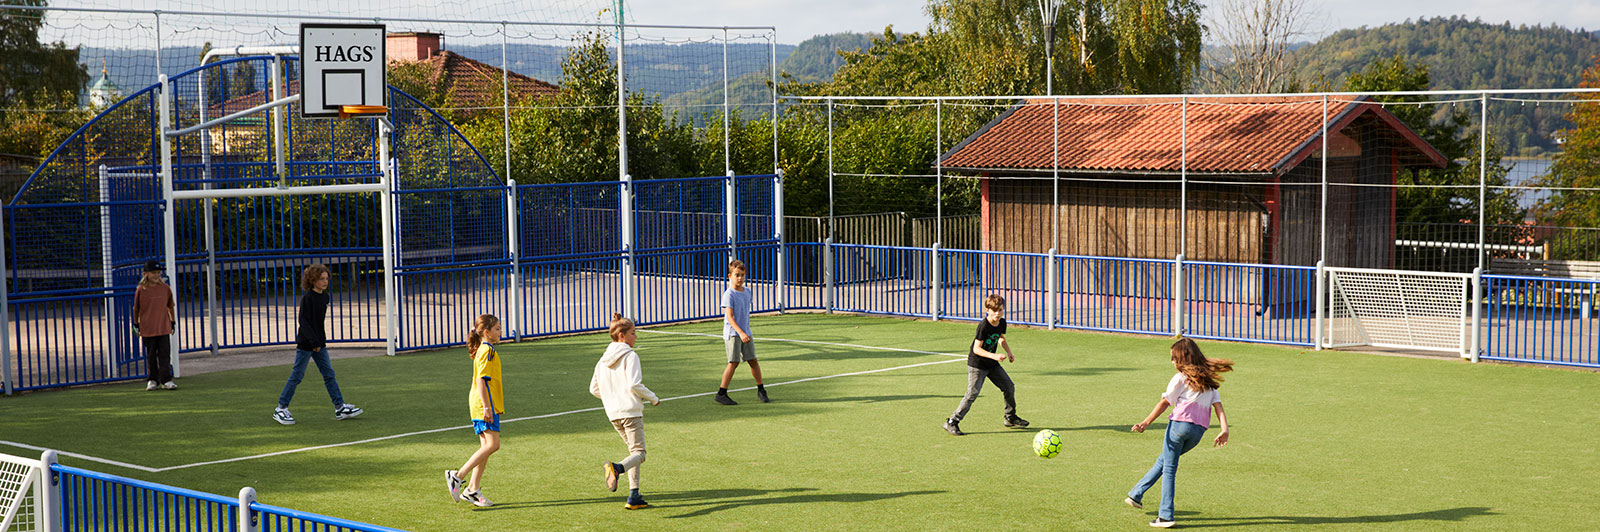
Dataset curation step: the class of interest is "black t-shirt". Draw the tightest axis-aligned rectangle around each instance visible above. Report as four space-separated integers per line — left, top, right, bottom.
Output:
295 290 329 351
967 318 1006 369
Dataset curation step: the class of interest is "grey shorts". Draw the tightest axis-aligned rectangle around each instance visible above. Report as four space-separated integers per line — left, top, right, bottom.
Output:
725 336 756 363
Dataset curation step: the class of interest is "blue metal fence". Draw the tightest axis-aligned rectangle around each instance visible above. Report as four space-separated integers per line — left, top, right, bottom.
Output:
1482 274 1600 368
1183 261 1315 346
50 459 404 532
1056 255 1174 335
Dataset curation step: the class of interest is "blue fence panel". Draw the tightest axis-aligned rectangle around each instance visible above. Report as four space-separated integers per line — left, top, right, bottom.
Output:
253 503 407 532
737 242 781 314
634 246 732 326
831 244 930 318
7 288 141 392
516 181 621 260
634 176 724 252
394 264 513 352
1183 261 1315 346
519 253 624 338
940 249 1048 326
1482 275 1600 368
735 174 776 246
784 242 825 311
1056 255 1174 335
55 464 239 532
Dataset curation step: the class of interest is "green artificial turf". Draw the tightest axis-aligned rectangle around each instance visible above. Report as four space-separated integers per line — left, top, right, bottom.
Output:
2 313 1596 531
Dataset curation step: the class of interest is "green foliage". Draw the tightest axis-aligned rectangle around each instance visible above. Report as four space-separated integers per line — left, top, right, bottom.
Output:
777 32 877 82
1342 56 1524 241
0 0 91 158
1535 57 1600 260
1293 16 1600 154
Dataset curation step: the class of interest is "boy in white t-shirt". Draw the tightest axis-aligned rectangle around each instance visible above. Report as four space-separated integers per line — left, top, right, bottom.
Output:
1125 338 1233 529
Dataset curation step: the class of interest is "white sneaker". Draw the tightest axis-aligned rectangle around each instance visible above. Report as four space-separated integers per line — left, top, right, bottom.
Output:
1125 497 1143 510
1150 518 1176 528
146 381 158 391
334 403 364 420
461 490 493 507
161 381 177 390
445 470 464 501
273 407 296 425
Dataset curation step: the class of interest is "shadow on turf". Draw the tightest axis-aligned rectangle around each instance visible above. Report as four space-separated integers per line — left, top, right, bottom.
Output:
473 486 946 518
1151 506 1496 528
802 394 955 403
1034 367 1138 377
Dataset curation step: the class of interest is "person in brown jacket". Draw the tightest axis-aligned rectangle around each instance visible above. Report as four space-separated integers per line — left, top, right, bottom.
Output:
133 260 176 390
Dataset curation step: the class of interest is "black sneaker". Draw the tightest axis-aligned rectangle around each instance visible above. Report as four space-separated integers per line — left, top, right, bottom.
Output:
942 419 965 436
1149 518 1175 528
1003 415 1030 428
624 496 649 510
714 394 738 406
756 388 770 403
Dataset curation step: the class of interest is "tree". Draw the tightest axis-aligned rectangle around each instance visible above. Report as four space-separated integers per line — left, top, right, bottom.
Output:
1344 56 1523 267
1534 55 1600 260
0 0 91 158
1202 0 1317 93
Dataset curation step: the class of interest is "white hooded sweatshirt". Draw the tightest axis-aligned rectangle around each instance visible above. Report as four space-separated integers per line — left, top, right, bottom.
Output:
590 341 659 421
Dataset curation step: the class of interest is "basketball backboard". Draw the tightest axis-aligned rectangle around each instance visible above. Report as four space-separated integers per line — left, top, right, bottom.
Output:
300 23 387 118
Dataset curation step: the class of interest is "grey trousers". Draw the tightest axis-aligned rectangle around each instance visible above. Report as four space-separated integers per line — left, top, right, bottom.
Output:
949 364 1016 423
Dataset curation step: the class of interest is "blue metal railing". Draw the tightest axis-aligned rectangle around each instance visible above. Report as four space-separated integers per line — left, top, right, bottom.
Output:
394 263 513 352
51 462 405 532
1056 255 1174 335
518 254 624 338
1482 274 1600 368
1183 261 1316 346
941 248 1049 326
830 243 931 318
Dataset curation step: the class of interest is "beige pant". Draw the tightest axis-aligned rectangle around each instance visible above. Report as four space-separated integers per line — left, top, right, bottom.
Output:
611 417 646 490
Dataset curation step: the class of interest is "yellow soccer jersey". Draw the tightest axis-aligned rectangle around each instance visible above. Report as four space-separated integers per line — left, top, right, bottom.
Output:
467 344 503 420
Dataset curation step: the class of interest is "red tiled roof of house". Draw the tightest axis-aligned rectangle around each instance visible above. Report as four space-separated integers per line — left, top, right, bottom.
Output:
206 51 558 117
940 96 1448 174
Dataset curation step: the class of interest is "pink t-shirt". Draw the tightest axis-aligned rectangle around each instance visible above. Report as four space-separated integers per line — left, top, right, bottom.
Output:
1163 373 1221 428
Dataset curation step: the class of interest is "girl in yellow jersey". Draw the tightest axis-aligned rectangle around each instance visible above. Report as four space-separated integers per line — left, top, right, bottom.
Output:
445 314 503 507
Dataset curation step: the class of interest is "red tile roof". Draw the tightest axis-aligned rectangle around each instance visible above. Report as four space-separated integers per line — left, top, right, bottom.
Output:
940 96 1447 175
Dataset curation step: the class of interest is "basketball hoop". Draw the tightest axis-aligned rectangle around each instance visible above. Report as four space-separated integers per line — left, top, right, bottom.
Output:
339 105 388 118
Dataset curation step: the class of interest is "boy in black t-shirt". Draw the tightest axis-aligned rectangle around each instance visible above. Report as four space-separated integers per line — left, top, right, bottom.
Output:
943 294 1028 436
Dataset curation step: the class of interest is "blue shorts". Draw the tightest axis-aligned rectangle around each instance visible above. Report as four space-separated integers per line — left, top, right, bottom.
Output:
473 413 500 435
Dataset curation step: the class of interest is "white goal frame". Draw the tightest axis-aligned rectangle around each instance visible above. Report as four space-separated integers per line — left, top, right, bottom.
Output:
0 451 54 532
1324 267 1474 356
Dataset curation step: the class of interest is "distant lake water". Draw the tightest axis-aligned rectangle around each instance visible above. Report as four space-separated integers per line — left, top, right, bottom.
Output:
1506 157 1553 209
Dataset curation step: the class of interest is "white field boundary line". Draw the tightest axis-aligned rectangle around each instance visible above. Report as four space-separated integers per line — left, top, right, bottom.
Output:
0 334 965 473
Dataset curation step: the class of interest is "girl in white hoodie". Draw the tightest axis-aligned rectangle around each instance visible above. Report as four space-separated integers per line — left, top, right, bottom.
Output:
590 313 660 510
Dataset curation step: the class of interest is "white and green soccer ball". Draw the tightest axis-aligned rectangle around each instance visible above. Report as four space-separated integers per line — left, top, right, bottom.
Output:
1033 429 1062 459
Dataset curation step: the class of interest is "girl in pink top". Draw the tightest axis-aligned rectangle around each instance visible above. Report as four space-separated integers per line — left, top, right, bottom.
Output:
1124 338 1232 528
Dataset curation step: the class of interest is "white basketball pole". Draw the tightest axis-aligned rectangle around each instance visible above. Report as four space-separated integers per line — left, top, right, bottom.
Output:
200 72 219 357
616 5 636 320
99 165 114 378
501 23 521 341
379 119 397 356
159 73 181 378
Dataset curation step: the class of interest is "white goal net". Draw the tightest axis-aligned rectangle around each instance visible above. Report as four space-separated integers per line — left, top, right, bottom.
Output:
1326 267 1472 354
0 453 43 532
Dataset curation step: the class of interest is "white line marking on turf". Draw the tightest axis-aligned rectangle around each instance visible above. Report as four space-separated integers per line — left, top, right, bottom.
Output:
0 439 162 473
3 334 966 473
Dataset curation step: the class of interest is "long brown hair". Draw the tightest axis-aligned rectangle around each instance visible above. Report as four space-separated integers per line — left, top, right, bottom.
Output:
1170 338 1233 392
138 270 164 288
608 312 635 342
300 264 330 292
467 314 500 359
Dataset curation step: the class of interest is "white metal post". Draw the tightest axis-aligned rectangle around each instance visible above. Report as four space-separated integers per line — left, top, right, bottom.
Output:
158 74 181 378
931 243 941 320
237 487 258 532
622 176 635 320
1047 247 1057 329
1320 96 1329 266
1173 253 1185 336
827 100 834 244
39 450 58 532
272 56 286 185
774 170 785 312
1179 96 1188 258
1 200 10 396
1468 266 1482 362
506 178 520 341
936 100 943 247
99 166 115 378
1314 260 1326 350
1478 94 1488 272
379 123 397 357
727 171 737 261
723 27 731 177
824 237 833 313
616 15 636 320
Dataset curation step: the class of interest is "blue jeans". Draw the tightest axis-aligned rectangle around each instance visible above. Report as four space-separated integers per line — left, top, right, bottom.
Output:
278 348 343 409
1128 420 1207 520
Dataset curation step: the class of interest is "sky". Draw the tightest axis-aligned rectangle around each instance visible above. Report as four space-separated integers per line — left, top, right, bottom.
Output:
625 1 1600 44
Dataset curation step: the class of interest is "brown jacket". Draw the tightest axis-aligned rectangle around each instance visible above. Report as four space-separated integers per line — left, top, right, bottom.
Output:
133 282 174 337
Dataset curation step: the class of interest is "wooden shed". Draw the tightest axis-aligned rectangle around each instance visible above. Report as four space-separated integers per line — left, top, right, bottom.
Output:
939 97 1448 268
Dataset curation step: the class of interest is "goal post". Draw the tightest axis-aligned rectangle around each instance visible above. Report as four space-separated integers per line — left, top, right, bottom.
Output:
0 451 50 532
1324 267 1473 355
